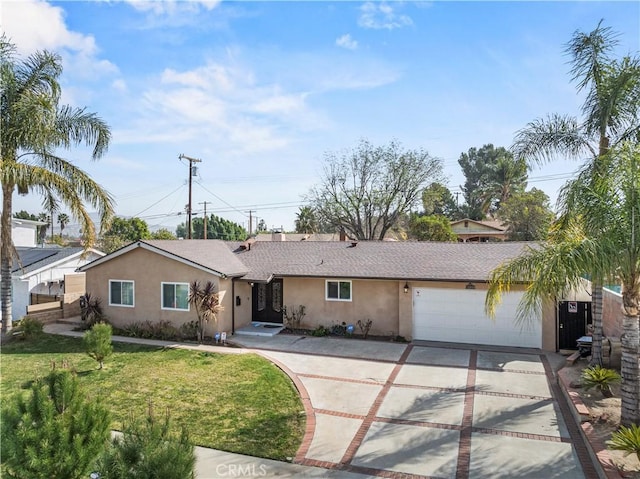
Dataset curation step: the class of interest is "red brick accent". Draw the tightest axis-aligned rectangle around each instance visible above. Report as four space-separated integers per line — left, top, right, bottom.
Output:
542 354 603 479
556 362 623 479
339 344 414 465
455 349 476 479
255 352 316 464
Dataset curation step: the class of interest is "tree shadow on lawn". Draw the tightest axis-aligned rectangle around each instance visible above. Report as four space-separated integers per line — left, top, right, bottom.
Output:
0 333 163 355
222 411 305 461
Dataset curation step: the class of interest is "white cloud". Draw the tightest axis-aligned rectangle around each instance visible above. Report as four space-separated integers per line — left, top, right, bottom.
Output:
2 0 95 55
123 0 220 15
336 34 358 50
1 0 119 83
358 2 413 30
111 79 128 92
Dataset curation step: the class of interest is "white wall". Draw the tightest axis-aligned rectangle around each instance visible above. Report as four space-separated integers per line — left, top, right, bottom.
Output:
9 251 103 321
11 224 38 247
11 279 30 321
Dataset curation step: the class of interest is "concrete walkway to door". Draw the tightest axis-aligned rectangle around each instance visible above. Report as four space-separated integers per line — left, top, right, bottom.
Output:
233 334 597 479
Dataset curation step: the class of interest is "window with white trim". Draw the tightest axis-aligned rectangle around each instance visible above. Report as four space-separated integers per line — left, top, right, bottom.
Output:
161 282 190 311
109 280 134 307
326 280 352 301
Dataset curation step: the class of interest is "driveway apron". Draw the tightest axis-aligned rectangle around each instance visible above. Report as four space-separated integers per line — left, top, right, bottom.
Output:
253 340 594 479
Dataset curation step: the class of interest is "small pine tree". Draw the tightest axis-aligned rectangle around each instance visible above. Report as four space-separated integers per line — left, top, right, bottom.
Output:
84 322 113 369
0 370 111 479
96 404 195 479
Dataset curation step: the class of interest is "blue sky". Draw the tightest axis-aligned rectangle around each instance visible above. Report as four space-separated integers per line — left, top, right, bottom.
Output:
3 0 639 234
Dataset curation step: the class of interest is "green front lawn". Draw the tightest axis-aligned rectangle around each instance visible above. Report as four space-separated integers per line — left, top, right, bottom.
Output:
0 334 305 461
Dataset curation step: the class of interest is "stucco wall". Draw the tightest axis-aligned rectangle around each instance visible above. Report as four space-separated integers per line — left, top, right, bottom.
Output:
281 277 400 337
84 247 232 335
233 281 253 330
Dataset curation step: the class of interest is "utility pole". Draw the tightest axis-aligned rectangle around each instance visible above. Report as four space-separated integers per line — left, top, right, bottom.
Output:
245 210 255 236
199 201 212 239
179 154 202 239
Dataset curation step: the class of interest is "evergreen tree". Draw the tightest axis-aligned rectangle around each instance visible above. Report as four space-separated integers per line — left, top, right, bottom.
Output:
84 322 113 370
1 370 111 479
409 215 458 241
178 214 246 240
96 405 195 479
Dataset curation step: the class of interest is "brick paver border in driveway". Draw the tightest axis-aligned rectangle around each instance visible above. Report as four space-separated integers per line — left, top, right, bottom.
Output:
256 342 599 479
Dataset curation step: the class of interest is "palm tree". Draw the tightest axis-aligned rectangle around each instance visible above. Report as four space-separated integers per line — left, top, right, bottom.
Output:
295 206 317 234
1 38 114 333
486 142 640 426
188 281 222 343
479 155 527 217
57 213 69 237
511 21 640 366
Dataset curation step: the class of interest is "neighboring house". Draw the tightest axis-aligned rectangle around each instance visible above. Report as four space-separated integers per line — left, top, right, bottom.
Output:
9 247 104 322
450 218 507 242
10 218 47 247
79 239 574 351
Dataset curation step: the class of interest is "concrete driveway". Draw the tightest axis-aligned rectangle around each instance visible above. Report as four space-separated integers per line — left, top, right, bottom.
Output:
234 335 593 479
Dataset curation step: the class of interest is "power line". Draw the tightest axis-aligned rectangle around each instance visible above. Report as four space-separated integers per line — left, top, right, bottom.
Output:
194 180 249 218
132 184 185 217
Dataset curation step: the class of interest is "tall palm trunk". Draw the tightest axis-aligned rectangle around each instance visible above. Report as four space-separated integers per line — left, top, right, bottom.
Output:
620 311 640 426
1 182 14 332
589 138 609 367
589 283 604 366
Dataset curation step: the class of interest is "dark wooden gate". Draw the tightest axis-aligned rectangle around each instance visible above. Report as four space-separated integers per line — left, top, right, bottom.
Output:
558 301 592 350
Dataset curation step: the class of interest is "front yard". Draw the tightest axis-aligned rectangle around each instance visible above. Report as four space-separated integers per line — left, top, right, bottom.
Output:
0 334 305 461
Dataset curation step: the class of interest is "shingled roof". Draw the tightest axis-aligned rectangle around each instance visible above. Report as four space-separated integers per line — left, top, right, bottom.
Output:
79 240 249 278
80 239 535 283
226 240 535 283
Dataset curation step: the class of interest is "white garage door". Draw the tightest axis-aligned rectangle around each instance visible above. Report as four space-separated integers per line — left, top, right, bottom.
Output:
412 288 541 348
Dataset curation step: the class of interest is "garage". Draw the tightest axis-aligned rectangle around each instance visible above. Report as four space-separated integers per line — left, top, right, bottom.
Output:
412 287 542 348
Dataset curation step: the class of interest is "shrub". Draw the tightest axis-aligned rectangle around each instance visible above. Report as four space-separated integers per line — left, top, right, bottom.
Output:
179 320 199 341
283 305 306 330
14 316 43 340
84 322 113 370
114 321 180 341
581 365 621 398
1 370 111 479
357 319 373 339
95 404 195 479
330 322 347 336
608 424 640 462
80 293 104 327
311 325 329 337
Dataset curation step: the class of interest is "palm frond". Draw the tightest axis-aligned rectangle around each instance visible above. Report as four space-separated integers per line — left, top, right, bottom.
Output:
582 56 640 146
486 239 598 323
565 19 617 92
54 106 111 159
511 114 595 165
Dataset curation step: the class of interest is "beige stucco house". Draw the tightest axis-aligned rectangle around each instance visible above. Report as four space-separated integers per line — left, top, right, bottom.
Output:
79 239 562 350
450 218 507 242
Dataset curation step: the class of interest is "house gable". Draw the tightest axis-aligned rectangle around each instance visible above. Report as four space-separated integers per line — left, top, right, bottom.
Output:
79 240 247 278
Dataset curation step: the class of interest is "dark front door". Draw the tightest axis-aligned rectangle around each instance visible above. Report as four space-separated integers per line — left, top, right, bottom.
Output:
252 279 283 323
558 301 592 350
